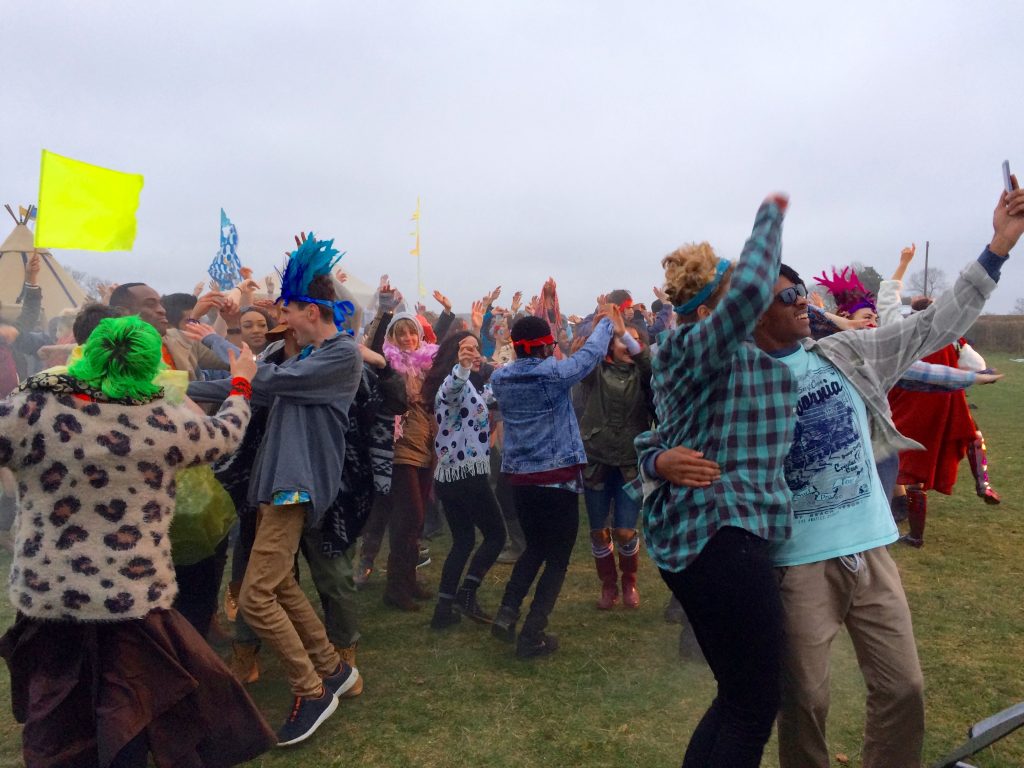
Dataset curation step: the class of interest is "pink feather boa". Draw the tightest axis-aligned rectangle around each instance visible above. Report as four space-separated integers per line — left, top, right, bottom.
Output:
383 341 438 376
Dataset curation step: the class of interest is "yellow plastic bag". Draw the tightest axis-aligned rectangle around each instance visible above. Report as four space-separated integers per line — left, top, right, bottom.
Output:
169 465 236 566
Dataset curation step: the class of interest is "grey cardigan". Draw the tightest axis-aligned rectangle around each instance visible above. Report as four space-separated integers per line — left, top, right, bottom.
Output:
187 332 361 527
805 257 998 461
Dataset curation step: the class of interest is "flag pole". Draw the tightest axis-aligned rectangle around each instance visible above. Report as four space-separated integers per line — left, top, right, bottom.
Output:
411 196 425 298
923 240 930 297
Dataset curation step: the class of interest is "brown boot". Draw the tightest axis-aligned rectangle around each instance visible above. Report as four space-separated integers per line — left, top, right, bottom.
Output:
616 529 640 609
225 580 241 622
333 644 364 698
591 529 618 610
229 642 259 684
901 486 927 547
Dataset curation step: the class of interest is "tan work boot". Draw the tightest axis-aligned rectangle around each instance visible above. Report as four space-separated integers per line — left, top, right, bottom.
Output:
333 644 363 698
225 580 241 622
229 642 260 684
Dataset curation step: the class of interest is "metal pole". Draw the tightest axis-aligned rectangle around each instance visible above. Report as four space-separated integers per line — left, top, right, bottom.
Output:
923 241 930 297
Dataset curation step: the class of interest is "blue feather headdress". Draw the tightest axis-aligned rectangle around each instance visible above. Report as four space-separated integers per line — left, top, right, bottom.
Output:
277 232 356 332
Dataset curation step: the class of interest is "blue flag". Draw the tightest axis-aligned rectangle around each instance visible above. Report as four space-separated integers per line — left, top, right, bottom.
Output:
208 208 241 290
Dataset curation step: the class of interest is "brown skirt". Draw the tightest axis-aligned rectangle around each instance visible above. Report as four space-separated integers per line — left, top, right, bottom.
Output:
0 608 276 768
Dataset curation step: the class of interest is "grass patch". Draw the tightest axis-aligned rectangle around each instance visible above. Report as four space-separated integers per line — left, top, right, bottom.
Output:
0 354 1022 766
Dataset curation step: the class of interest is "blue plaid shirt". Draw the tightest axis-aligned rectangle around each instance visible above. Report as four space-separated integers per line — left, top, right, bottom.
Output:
637 200 798 572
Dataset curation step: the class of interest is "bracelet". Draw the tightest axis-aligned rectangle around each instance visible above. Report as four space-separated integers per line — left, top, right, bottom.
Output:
229 376 252 400
226 327 241 334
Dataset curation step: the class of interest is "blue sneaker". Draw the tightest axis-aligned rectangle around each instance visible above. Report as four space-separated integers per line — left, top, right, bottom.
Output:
276 689 338 747
323 661 360 699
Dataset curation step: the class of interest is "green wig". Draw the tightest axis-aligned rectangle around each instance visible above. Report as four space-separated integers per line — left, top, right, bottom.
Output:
67 315 163 401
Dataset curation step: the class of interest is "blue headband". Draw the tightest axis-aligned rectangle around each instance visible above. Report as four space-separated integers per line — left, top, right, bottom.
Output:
673 258 731 315
281 295 357 334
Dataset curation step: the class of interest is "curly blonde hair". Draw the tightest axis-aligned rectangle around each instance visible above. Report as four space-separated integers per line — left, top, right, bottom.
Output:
661 242 733 311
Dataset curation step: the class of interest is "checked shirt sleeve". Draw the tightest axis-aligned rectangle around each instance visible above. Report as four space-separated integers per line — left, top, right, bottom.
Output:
654 200 786 399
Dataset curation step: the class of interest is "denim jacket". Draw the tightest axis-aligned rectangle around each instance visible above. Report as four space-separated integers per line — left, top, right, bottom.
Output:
491 318 614 475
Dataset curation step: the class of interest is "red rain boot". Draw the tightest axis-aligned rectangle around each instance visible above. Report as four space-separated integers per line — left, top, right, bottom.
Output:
901 486 927 548
592 528 618 610
968 433 1001 505
619 551 639 609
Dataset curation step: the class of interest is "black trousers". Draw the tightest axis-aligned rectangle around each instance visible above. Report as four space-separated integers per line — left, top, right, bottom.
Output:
435 474 506 597
499 485 579 639
172 535 230 638
660 526 785 768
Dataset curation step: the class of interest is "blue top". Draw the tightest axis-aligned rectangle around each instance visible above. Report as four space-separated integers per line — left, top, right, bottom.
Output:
771 345 897 566
490 318 613 475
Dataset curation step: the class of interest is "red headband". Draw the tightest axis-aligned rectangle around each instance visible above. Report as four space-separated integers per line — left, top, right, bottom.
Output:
512 333 555 353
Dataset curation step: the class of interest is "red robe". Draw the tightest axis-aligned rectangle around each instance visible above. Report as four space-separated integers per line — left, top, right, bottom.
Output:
888 342 977 495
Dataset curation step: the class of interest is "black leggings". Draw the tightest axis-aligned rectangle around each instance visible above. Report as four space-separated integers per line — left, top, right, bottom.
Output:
499 485 579 639
659 526 785 768
435 474 506 597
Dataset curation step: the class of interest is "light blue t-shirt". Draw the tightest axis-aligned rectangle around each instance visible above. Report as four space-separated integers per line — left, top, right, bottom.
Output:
772 346 898 567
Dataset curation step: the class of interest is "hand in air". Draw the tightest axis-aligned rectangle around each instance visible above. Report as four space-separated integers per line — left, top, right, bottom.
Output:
457 337 480 370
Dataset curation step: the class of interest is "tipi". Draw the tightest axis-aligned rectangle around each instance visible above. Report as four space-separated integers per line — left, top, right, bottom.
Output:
1 204 87 322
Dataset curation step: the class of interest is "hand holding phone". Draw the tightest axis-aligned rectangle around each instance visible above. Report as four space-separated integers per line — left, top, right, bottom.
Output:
1004 160 1018 193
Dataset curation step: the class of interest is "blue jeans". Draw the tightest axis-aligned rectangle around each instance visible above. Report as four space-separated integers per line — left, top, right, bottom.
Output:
583 465 640 530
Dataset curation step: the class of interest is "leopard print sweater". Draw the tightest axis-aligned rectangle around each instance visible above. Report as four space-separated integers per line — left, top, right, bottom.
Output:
0 389 250 621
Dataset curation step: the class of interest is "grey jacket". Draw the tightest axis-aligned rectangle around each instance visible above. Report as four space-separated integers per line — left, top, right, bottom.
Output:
805 258 998 461
188 332 361 527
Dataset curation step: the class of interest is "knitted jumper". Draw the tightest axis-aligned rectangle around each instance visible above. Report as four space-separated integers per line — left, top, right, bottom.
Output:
432 364 492 482
0 388 250 621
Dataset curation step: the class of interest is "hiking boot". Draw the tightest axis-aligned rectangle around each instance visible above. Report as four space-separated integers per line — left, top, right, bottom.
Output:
516 632 559 659
323 661 360 699
276 688 338 746
491 605 519 643
229 642 260 684
333 646 363 697
455 586 492 624
225 580 241 622
430 600 462 630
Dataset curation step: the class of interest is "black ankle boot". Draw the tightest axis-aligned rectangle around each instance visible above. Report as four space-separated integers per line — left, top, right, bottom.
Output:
455 585 493 624
430 600 461 630
491 605 518 643
516 631 559 659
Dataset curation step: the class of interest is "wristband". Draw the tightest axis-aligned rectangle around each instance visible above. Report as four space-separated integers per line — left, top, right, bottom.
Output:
229 376 252 400
226 327 241 334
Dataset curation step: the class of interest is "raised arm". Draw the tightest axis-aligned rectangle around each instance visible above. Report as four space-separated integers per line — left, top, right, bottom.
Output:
833 184 1024 390
657 196 788 376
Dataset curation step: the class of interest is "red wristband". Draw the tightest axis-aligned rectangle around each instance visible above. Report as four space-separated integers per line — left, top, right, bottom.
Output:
229 376 252 400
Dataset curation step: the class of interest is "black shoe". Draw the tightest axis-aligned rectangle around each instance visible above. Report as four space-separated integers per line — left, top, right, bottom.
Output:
430 601 462 630
516 632 559 659
491 605 518 643
276 689 338 746
323 662 360 699
455 586 493 624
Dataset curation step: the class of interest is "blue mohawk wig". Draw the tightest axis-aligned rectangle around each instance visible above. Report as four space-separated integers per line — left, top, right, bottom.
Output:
277 232 356 331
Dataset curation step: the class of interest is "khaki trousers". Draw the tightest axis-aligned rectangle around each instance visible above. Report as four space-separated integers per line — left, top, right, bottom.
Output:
239 503 339 698
776 546 925 768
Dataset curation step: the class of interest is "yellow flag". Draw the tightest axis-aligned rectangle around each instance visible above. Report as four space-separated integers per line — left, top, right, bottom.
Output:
35 150 144 251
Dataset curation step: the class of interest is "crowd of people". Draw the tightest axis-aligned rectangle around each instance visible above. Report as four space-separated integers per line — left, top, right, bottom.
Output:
0 179 1021 767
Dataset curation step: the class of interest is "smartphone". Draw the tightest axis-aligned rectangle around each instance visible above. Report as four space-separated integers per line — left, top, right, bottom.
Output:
1004 160 1017 193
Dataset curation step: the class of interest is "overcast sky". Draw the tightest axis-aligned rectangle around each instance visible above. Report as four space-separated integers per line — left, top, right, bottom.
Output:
3 1 1023 313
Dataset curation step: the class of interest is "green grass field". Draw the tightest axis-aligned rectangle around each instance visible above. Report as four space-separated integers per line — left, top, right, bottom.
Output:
0 354 1022 767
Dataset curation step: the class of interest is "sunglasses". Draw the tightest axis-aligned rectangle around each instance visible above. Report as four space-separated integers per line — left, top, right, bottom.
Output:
775 283 808 306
